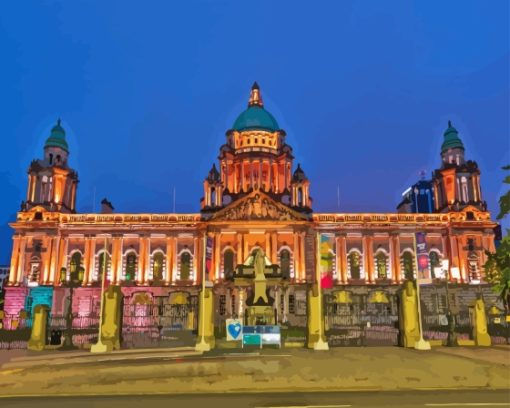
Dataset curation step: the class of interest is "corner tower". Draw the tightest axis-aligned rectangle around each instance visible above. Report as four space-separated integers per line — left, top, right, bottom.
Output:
23 119 79 213
431 121 485 213
201 83 312 215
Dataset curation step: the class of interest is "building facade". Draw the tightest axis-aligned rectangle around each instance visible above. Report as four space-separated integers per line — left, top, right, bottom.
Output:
2 84 498 347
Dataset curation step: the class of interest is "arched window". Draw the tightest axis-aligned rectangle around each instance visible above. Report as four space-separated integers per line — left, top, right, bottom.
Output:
49 153 53 165
348 251 361 280
180 252 191 280
401 251 415 280
97 252 111 282
280 249 291 278
125 252 137 282
211 188 216 207
375 251 388 279
297 188 303 206
152 252 164 281
429 251 440 279
461 176 469 203
69 252 82 282
468 252 480 282
223 249 234 279
29 257 41 285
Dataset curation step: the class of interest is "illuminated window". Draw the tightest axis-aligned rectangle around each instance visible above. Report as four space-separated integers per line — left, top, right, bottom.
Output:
180 252 191 280
97 252 111 282
280 249 291 278
375 251 387 279
223 249 234 279
348 251 361 280
288 294 295 314
152 252 164 281
401 251 415 280
69 252 82 282
429 251 440 278
125 252 137 281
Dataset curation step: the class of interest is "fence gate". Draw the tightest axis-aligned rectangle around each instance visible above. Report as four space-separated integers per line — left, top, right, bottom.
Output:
121 294 198 348
325 287 400 347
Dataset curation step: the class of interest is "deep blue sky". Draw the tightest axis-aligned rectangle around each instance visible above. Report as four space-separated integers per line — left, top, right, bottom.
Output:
0 0 508 264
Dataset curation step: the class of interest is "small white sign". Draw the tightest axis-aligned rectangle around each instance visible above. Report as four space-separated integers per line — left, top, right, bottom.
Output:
226 319 243 341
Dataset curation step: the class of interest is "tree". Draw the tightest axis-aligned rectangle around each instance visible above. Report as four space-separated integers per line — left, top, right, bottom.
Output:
484 165 510 313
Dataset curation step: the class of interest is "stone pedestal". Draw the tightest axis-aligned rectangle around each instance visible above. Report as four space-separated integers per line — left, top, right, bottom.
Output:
28 304 49 351
401 280 420 348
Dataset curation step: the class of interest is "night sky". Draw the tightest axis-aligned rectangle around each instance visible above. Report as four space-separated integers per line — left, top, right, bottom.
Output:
0 1 508 264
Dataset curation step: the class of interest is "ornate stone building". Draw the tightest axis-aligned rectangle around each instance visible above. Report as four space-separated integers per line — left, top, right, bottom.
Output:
3 84 498 348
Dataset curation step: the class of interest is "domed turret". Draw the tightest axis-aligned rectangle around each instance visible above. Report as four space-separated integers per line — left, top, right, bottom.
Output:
441 120 464 153
232 82 280 132
44 119 69 153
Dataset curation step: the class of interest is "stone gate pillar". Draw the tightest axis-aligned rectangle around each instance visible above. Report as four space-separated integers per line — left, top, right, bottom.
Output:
196 287 215 350
306 284 327 349
28 304 50 351
401 280 420 347
473 298 491 346
100 285 123 350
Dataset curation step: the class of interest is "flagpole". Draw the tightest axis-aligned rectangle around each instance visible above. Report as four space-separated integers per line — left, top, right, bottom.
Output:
196 233 210 351
314 232 329 350
91 235 110 353
413 233 431 351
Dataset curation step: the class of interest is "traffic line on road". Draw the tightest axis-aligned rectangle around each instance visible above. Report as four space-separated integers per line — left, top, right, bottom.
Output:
255 405 351 408
425 403 510 406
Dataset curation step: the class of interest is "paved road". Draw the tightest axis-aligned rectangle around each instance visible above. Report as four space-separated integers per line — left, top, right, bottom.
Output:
1 390 509 408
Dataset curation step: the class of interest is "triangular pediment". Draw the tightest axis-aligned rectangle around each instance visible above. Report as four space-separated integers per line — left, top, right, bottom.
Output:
210 191 309 221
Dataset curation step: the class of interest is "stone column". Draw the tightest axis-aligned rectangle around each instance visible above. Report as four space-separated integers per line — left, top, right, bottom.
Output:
293 232 299 280
166 236 173 284
363 235 374 283
241 161 245 192
213 234 220 281
48 236 60 284
8 235 21 285
236 233 243 265
258 160 262 189
339 235 348 283
172 237 178 284
391 234 401 283
194 235 201 284
457 235 467 283
144 237 151 284
271 232 278 265
82 237 91 284
299 232 306 281
243 233 249 262
58 236 69 281
265 232 271 260
41 236 52 284
138 237 145 284
250 160 254 189
335 236 341 282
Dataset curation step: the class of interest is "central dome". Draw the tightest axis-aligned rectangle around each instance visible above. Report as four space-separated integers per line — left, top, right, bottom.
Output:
232 82 280 132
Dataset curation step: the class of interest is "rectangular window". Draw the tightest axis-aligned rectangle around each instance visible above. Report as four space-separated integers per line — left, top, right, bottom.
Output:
219 295 226 316
288 295 295 314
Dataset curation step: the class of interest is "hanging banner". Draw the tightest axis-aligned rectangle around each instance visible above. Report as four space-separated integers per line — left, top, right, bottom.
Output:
205 236 213 278
319 234 334 289
415 232 431 283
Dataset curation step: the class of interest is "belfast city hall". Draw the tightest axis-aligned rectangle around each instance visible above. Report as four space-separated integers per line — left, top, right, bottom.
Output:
1 83 503 351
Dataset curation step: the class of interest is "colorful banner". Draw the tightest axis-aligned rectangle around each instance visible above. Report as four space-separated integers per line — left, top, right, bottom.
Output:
205 236 213 277
319 234 334 289
415 232 431 282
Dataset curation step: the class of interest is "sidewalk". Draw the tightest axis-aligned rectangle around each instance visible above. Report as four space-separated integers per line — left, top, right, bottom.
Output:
0 346 509 398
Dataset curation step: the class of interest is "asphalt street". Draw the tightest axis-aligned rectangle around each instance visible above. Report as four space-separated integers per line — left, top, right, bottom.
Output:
1 390 509 408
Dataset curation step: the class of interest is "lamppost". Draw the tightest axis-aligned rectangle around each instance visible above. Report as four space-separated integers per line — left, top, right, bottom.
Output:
442 259 457 347
61 266 84 350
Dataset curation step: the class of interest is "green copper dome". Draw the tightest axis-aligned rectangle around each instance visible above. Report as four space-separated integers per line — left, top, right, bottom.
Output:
232 82 280 132
44 119 69 153
441 120 464 153
233 105 279 132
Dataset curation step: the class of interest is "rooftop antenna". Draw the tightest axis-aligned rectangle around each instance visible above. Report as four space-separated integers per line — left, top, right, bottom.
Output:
173 186 176 213
419 170 427 181
337 185 340 212
92 186 96 213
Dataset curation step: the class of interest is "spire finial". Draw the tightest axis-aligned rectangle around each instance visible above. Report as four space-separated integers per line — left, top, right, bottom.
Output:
57 118 61 126
248 82 263 107
448 120 452 128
